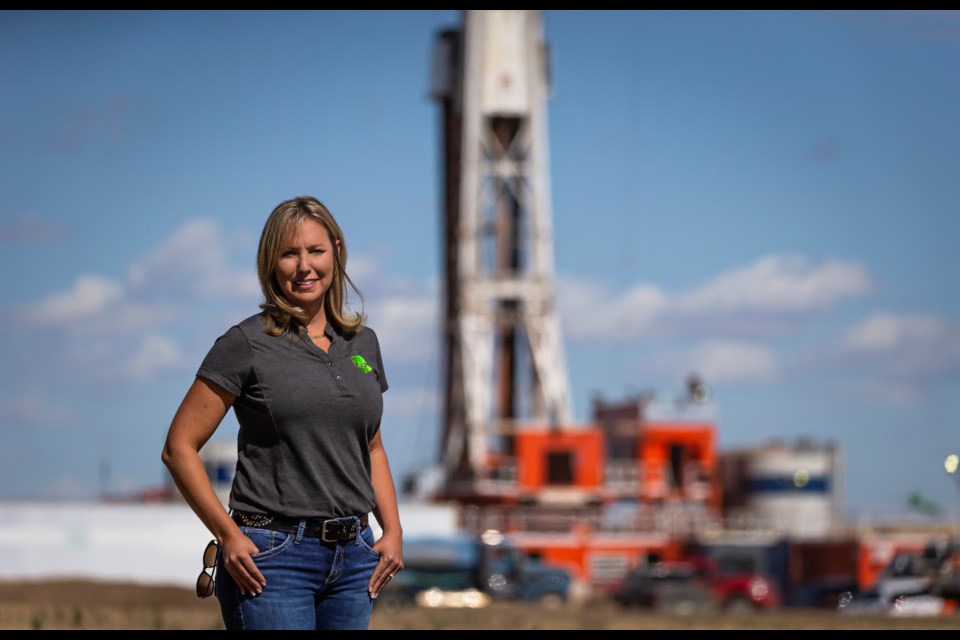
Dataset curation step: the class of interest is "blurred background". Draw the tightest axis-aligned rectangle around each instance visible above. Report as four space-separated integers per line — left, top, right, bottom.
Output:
1 9 959 620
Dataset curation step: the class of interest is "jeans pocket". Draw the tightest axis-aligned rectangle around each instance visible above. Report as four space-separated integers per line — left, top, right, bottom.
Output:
242 526 294 562
357 527 382 559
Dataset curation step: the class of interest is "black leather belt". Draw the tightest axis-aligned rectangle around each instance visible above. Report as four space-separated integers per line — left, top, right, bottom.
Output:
232 510 368 543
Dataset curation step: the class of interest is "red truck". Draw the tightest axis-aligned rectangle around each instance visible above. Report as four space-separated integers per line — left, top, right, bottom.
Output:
612 556 781 614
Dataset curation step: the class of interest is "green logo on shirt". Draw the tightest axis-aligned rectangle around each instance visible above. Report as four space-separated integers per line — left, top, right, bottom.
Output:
351 355 372 373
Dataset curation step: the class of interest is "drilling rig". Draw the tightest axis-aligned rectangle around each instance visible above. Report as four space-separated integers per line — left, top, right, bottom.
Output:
424 12 897 600
426 11 727 591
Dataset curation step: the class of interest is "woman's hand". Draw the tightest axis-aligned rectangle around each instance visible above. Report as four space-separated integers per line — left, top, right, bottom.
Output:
367 429 404 599
368 530 404 599
220 531 267 597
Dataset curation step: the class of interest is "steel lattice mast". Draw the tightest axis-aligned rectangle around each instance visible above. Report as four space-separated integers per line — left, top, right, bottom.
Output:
432 10 573 496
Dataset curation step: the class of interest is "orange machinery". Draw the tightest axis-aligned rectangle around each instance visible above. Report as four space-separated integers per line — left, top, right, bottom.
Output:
467 411 721 589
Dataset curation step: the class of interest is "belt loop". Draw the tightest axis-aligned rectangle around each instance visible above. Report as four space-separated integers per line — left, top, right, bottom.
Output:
295 519 307 544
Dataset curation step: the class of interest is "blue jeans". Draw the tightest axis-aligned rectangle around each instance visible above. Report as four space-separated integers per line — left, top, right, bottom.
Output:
215 517 381 630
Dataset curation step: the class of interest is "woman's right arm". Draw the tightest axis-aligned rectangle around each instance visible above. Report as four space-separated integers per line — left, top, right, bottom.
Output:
161 377 266 596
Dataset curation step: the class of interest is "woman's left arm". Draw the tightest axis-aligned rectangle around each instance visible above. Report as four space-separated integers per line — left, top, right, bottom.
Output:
367 428 404 599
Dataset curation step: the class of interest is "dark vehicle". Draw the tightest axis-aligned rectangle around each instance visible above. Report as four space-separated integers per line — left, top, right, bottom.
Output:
842 539 960 615
613 557 781 615
375 530 571 610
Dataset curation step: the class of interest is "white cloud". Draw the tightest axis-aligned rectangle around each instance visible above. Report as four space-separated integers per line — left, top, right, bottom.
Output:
31 274 123 320
22 273 179 333
558 276 665 339
374 295 440 363
559 254 872 341
124 334 185 380
645 341 781 384
671 255 872 315
845 312 952 352
345 254 380 288
844 314 903 351
807 312 960 405
128 218 259 300
128 219 221 290
842 312 960 377
9 218 262 388
360 267 440 365
19 217 261 336
693 341 782 383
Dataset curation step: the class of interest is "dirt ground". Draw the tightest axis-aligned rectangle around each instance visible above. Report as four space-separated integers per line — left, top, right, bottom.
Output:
1 580 958 630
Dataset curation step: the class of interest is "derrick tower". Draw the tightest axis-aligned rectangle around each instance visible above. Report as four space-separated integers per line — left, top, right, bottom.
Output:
431 10 572 498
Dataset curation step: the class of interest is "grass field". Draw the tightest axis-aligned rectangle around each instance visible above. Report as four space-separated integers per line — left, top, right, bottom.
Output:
1 581 958 630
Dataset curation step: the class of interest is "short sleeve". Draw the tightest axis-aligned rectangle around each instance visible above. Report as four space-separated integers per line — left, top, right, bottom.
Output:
370 328 388 394
196 325 252 397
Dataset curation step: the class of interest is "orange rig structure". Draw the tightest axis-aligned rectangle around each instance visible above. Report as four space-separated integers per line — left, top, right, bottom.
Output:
449 380 723 593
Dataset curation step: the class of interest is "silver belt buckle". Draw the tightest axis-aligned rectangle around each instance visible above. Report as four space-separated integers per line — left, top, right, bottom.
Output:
321 518 356 542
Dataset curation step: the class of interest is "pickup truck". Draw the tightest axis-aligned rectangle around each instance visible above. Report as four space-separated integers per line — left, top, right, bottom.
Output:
612 556 781 614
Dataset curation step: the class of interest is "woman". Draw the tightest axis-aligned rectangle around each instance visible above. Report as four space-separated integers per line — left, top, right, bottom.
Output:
162 195 403 630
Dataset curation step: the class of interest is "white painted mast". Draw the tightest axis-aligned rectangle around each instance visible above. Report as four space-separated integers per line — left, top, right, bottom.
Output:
433 10 572 493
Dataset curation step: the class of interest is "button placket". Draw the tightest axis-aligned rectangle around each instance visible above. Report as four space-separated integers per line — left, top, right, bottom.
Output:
312 334 347 393
328 360 347 392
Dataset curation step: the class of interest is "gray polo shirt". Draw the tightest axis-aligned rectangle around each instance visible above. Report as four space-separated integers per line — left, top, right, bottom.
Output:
196 312 388 519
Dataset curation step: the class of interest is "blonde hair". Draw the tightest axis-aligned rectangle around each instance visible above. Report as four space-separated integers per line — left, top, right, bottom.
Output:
257 196 364 337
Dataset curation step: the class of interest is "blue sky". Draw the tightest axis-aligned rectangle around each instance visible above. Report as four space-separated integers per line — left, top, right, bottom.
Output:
2 10 958 519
